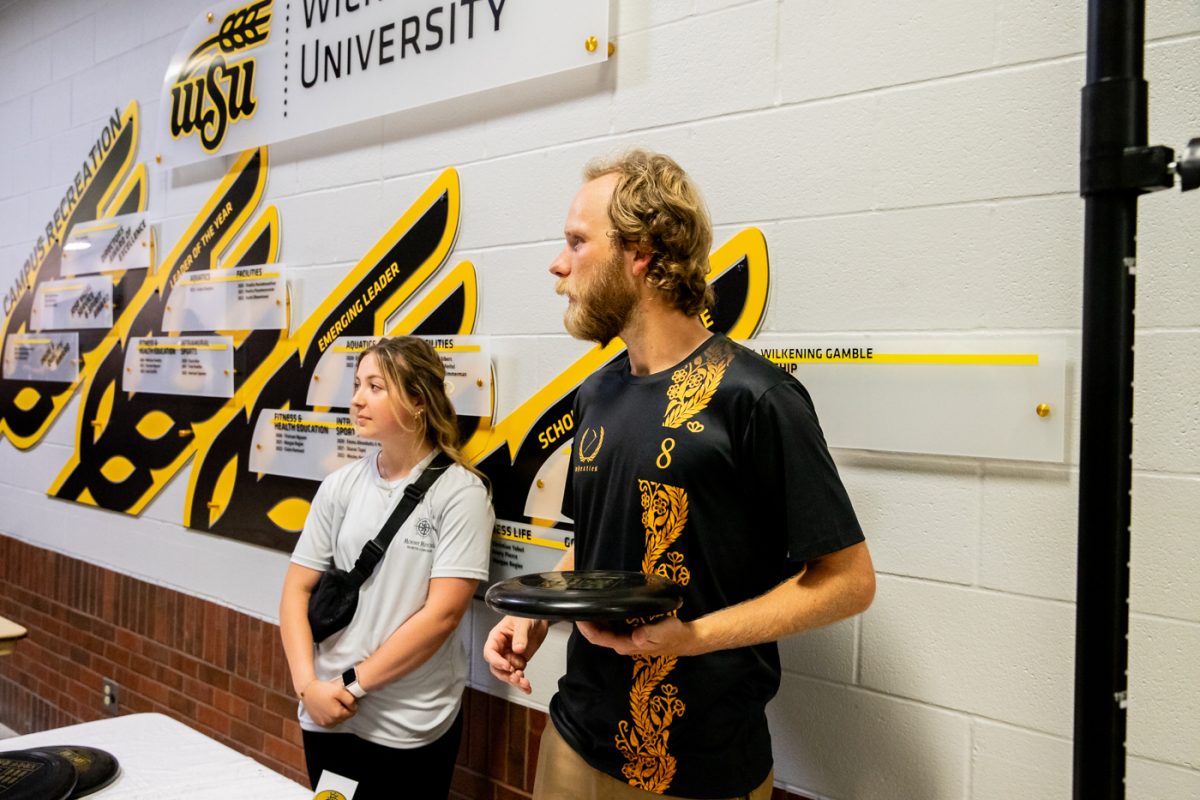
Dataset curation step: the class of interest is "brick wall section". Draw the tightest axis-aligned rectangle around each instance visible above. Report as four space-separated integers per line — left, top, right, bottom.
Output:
0 534 309 783
0 535 812 799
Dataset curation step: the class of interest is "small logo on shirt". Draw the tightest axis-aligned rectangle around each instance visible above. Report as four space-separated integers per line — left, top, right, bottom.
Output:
416 517 434 537
578 426 605 463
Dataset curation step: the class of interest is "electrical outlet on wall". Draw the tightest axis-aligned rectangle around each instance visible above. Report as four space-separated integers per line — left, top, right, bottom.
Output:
102 678 119 715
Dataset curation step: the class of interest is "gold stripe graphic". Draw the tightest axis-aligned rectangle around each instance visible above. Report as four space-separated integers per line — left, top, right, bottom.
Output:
764 353 1038 365
492 531 570 550
271 419 355 431
175 272 281 286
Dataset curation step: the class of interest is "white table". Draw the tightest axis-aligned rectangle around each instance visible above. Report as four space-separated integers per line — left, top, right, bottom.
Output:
0 615 27 656
0 713 310 799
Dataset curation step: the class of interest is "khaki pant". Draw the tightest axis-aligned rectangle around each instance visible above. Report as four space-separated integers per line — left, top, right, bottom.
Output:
533 719 775 800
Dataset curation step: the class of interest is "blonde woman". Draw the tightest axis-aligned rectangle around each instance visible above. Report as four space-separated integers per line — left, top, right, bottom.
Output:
280 337 492 799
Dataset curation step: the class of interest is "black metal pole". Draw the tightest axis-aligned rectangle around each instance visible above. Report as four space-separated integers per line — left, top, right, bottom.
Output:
1075 1 1144 798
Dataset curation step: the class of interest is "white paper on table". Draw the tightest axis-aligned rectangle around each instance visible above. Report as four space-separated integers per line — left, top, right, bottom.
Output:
312 770 359 799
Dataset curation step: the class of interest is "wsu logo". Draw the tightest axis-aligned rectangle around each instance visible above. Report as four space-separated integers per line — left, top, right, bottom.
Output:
169 0 271 153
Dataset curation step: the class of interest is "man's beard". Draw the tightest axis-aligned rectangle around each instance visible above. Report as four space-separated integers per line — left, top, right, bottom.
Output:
561 247 638 346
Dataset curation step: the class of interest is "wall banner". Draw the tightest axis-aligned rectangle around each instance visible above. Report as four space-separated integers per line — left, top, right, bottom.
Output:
158 0 611 166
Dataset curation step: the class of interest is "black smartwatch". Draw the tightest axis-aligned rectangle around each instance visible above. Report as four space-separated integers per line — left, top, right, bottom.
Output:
342 666 367 699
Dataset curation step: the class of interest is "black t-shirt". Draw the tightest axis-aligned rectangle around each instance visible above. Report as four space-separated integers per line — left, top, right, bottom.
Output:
549 334 864 798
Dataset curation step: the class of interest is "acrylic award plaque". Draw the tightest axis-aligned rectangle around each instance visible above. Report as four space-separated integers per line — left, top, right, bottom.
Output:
428 336 493 417
122 336 234 398
523 441 572 524
60 212 152 277
161 264 287 332
739 334 1069 462
2 333 79 383
306 335 493 417
30 275 114 330
490 520 574 583
248 409 378 482
306 336 379 408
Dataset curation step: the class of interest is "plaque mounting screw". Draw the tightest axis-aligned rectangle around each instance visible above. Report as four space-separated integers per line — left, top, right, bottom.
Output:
585 36 598 53
207 12 214 22
1036 403 1052 418
155 154 161 163
608 41 616 57
476 378 484 387
536 480 545 489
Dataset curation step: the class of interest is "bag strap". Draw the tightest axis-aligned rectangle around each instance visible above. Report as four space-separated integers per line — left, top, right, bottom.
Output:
348 452 453 582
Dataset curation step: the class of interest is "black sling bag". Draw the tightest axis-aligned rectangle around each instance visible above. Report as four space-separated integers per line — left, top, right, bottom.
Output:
306 452 453 644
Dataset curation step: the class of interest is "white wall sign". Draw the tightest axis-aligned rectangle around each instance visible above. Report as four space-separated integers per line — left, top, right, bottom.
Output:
307 336 376 408
158 0 611 166
31 275 114 331
740 335 1069 463
248 409 378 481
60 213 152 277
123 336 235 397
523 439 571 523
2 333 79 383
427 335 493 417
490 519 572 582
162 264 288 332
306 335 493 417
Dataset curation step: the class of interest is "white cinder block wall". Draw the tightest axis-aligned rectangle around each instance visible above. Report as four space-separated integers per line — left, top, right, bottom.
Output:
2 0 1198 797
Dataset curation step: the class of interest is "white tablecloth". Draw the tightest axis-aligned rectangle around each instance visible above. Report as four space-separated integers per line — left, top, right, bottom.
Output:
1 712 310 799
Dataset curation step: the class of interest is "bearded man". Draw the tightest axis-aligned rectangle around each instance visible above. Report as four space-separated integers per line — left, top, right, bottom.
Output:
484 150 876 800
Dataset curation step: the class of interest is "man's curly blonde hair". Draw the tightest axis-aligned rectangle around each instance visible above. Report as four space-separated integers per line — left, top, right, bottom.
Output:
584 150 714 317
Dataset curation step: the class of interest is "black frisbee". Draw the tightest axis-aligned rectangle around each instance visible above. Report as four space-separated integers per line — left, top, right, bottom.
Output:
31 746 120 797
485 570 683 622
0 749 77 800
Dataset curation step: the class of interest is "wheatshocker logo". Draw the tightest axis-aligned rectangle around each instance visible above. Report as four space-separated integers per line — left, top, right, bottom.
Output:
169 0 270 153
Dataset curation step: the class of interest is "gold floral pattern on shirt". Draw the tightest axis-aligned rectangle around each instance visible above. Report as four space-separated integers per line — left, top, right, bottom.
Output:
639 481 688 575
615 480 692 793
663 342 734 431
